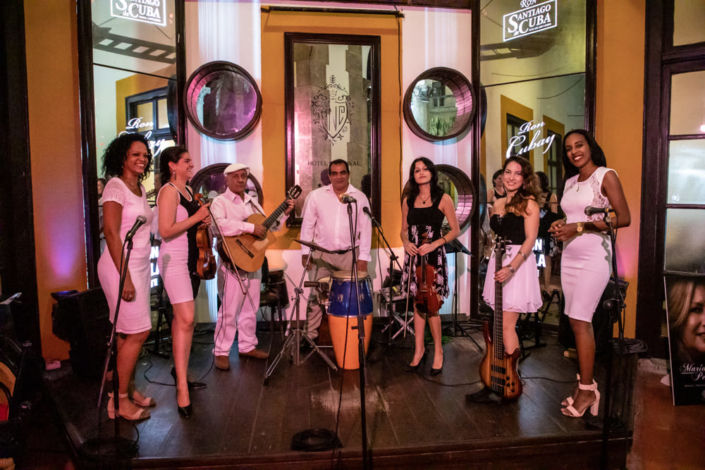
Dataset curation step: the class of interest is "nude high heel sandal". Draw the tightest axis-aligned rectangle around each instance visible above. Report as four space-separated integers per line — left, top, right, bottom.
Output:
561 380 600 418
107 392 151 421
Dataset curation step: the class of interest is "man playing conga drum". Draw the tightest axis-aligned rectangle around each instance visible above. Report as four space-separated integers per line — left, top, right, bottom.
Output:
299 159 372 349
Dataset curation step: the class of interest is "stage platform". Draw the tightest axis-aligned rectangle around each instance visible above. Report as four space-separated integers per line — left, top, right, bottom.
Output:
43 324 632 469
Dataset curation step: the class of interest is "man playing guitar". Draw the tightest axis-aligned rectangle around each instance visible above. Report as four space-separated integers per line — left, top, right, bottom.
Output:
209 163 294 370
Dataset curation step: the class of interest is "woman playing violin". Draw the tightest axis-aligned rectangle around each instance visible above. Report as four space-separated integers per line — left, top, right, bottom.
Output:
157 146 211 418
401 157 460 376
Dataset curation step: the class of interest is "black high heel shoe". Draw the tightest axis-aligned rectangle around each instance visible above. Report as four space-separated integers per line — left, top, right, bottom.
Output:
176 389 193 419
171 366 207 389
405 352 427 373
430 356 443 376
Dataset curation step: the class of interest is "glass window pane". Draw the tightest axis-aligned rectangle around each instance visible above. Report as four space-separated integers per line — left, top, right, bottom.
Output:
92 0 176 78
481 0 586 86
670 71 705 136
674 0 705 47
135 102 154 131
157 98 169 129
665 208 705 273
668 140 705 204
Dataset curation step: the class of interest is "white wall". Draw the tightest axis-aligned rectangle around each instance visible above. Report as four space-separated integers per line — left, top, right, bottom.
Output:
185 1 475 322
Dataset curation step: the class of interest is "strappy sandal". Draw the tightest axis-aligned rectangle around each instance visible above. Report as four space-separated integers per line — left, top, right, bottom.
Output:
108 392 151 421
561 374 597 407
561 380 600 418
131 392 157 408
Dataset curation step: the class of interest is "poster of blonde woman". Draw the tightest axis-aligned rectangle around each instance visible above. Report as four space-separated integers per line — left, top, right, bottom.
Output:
665 275 705 406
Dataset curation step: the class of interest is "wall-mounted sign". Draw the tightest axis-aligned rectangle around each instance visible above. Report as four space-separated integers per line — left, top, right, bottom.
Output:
506 120 556 159
503 0 558 42
111 0 167 27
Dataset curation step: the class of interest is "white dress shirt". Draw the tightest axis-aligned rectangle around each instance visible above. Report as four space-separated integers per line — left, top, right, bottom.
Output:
210 188 285 237
300 184 372 261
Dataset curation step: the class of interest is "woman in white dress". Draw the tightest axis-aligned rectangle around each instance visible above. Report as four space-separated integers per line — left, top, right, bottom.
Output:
482 156 543 357
97 134 155 421
157 146 211 418
549 130 630 418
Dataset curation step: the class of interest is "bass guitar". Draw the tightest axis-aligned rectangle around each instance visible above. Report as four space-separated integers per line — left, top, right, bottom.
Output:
219 185 302 272
479 236 522 400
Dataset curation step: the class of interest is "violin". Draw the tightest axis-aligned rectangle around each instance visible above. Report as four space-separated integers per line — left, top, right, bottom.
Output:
414 232 443 315
194 194 217 280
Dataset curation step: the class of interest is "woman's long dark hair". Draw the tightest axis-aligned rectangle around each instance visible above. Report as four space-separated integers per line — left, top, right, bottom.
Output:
562 129 607 179
536 171 550 193
503 156 541 216
159 146 189 186
406 157 444 209
102 133 152 183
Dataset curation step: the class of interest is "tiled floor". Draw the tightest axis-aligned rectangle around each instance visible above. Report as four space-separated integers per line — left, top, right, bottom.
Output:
627 359 705 470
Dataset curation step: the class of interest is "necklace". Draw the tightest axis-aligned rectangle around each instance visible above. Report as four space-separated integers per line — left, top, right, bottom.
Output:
419 194 431 205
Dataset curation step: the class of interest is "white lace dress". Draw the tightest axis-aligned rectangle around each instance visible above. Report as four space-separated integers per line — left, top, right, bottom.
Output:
97 178 154 334
560 167 615 322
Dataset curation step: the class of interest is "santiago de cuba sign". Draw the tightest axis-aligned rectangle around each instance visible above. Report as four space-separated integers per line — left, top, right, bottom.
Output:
111 0 167 27
503 0 558 42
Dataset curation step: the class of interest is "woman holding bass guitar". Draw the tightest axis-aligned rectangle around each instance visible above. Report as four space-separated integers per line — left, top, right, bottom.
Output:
401 157 460 376
482 157 543 363
157 146 212 418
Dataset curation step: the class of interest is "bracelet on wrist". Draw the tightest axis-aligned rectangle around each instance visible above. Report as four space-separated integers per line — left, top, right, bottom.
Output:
508 265 516 274
519 251 528 260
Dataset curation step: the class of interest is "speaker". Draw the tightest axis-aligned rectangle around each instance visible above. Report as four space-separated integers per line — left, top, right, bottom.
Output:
559 278 629 355
53 288 112 379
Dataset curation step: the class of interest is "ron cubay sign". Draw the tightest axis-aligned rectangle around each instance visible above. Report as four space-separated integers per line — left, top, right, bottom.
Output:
503 0 558 42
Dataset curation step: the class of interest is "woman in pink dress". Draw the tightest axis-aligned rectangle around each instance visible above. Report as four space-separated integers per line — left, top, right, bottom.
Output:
97 134 155 421
550 130 630 418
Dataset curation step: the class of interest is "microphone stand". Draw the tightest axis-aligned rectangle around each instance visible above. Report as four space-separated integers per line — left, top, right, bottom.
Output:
82 234 139 462
598 212 646 469
346 201 370 470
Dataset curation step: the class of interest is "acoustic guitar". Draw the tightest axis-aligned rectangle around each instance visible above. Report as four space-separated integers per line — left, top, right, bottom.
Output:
479 236 523 401
219 185 302 272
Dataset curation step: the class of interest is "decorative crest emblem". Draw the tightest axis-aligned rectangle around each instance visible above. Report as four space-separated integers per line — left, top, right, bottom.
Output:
311 76 354 144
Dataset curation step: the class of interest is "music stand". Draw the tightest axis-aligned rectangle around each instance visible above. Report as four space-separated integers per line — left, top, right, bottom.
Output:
444 239 482 351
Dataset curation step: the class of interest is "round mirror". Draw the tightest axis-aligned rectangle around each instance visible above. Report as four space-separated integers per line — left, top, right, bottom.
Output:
185 61 262 141
190 163 263 204
401 164 475 231
403 68 475 142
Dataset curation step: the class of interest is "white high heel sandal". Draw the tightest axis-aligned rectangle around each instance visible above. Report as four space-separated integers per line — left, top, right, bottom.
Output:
562 380 600 418
562 374 597 407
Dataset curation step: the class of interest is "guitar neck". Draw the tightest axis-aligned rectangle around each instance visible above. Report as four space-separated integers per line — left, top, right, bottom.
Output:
262 199 289 229
494 246 504 360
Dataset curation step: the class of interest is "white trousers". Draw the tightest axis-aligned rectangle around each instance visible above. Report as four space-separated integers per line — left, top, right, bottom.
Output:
215 264 261 355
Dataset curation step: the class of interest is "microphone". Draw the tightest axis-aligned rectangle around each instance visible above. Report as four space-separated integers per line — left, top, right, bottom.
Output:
340 194 357 204
125 215 147 241
362 206 381 228
584 206 612 216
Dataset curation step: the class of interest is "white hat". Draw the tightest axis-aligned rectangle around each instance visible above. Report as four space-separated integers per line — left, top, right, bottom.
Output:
223 163 250 176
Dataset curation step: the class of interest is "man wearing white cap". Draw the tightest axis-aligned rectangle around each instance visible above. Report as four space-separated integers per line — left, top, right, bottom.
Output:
209 163 294 370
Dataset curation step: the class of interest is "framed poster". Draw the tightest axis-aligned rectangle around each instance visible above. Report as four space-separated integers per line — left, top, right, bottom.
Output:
665 275 705 405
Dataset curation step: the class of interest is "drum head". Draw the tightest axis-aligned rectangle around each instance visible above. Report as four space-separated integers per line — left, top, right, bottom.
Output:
331 270 371 281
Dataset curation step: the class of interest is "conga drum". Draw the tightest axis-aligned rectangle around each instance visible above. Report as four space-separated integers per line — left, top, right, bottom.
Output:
327 271 374 370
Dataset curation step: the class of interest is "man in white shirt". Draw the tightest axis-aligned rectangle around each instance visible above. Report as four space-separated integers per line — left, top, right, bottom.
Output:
210 163 293 370
299 159 372 344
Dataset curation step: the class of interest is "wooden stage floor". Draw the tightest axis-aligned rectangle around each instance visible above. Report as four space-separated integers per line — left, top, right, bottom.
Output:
44 323 632 469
